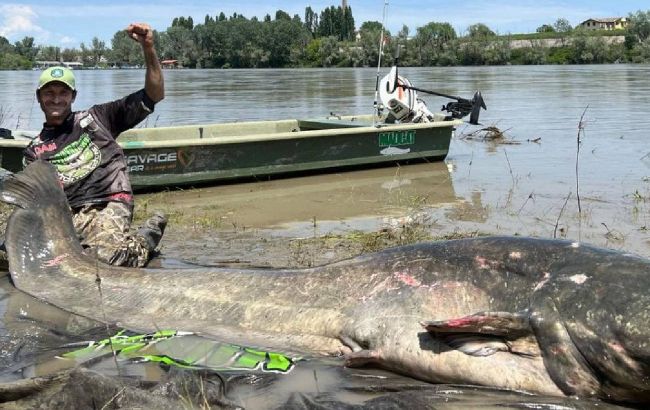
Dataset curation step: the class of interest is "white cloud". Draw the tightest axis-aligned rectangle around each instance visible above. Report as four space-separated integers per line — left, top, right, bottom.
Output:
0 4 48 40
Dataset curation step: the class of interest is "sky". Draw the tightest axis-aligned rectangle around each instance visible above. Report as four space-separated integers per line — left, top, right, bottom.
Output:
0 0 647 48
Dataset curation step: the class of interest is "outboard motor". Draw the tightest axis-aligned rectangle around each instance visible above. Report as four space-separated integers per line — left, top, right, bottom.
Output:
378 67 436 123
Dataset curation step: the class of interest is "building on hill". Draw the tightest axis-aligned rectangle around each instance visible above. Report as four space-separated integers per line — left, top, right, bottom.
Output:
579 17 628 31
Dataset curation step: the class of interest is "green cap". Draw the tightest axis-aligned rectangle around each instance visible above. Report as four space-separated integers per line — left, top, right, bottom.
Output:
38 66 76 91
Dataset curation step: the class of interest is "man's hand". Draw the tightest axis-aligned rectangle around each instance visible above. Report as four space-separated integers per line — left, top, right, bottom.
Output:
126 22 164 102
126 23 154 48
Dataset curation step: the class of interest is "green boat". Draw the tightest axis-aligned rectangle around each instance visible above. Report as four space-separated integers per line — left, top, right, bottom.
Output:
0 115 461 190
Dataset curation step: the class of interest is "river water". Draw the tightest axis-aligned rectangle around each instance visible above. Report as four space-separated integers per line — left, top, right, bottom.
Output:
3 65 649 254
0 65 649 408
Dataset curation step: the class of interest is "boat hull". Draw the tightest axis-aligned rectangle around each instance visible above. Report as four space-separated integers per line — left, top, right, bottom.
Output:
0 116 459 190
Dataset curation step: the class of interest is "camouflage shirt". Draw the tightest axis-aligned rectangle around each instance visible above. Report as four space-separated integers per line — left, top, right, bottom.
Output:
24 89 155 209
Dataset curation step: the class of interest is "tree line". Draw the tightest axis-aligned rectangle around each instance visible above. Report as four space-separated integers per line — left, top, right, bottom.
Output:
1 7 649 70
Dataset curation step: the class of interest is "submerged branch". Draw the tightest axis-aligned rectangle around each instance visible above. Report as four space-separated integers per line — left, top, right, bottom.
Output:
576 106 588 214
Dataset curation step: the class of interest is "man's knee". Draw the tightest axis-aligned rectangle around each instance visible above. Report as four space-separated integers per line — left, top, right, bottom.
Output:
75 204 166 268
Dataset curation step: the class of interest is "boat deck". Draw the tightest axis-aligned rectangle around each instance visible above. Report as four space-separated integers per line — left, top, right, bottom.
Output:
118 115 458 148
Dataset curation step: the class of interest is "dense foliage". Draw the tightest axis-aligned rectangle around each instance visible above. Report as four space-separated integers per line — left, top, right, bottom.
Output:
1 7 650 69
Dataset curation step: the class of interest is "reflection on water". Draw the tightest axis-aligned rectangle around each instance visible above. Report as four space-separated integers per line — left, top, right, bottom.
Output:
140 162 456 236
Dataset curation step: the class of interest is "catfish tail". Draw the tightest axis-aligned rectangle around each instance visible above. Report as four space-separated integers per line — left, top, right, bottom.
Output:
0 161 87 292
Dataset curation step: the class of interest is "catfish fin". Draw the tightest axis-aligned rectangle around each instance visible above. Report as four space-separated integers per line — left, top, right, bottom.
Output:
344 349 382 367
421 310 532 338
422 311 541 357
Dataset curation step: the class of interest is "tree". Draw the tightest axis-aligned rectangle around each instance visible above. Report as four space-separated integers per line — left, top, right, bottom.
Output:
357 22 389 67
636 38 650 62
60 47 78 62
628 10 650 42
359 21 383 32
398 24 409 40
396 25 412 64
483 38 511 65
79 42 90 65
109 30 142 66
413 22 456 66
304 6 318 36
14 37 38 62
536 24 555 33
342 6 355 41
553 18 573 47
0 37 31 69
625 11 650 62
91 37 106 66
172 16 194 30
194 21 228 68
319 36 340 67
553 18 573 33
512 41 547 65
0 51 31 69
318 6 351 40
161 25 198 67
38 46 59 61
0 36 12 54
570 30 608 64
460 23 498 65
275 10 291 21
467 23 495 39
265 17 311 67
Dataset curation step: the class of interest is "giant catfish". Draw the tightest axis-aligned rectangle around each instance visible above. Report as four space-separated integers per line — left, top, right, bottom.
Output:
1 161 649 405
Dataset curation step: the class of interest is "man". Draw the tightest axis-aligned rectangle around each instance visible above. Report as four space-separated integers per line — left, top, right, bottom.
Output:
23 22 165 267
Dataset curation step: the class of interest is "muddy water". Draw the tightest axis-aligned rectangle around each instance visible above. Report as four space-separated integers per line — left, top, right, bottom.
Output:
1 65 649 408
2 66 649 257
115 64 648 260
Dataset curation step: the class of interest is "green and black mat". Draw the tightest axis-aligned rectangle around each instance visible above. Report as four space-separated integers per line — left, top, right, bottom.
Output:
60 330 298 374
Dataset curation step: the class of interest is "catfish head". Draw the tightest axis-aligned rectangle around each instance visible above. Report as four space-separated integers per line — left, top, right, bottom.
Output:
531 253 650 404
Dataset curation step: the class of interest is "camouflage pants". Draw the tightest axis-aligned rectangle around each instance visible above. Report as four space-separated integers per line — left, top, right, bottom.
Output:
72 202 161 268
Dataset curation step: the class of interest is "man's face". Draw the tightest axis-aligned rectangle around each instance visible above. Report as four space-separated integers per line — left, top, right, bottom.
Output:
37 82 76 126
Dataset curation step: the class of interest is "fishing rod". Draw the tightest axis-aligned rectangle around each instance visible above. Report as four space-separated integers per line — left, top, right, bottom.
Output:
372 0 390 124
